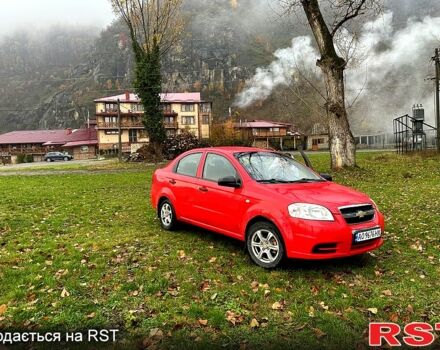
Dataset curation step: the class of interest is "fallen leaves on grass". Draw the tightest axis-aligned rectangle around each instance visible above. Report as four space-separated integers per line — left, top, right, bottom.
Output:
313 327 327 339
61 288 70 298
367 307 378 315
199 280 210 292
272 300 285 311
249 318 259 328
0 304 7 315
226 311 244 325
382 289 392 296
198 319 208 326
177 250 186 259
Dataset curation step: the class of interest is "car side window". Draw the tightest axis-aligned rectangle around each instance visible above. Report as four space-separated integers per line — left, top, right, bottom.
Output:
203 153 237 182
175 153 202 177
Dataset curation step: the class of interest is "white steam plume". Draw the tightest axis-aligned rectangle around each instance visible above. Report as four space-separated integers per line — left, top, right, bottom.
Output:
234 12 440 129
234 36 319 108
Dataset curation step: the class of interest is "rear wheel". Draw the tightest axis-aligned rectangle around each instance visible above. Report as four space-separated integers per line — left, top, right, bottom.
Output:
46 158 52 162
64 157 69 161
247 221 284 269
159 199 177 230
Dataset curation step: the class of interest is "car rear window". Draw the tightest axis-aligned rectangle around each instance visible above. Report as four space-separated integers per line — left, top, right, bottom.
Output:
175 153 202 177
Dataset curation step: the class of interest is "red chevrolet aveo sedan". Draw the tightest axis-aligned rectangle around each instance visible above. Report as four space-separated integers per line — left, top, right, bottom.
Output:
151 147 384 268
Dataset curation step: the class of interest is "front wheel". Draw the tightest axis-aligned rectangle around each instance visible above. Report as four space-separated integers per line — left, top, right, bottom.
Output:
64 157 69 161
46 158 52 162
159 199 177 230
246 221 284 269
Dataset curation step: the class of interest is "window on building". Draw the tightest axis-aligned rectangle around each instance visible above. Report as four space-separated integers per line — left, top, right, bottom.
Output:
312 138 325 146
131 104 144 112
105 130 119 135
269 127 280 132
202 115 210 124
181 104 194 112
105 103 118 112
161 104 172 113
138 130 149 139
129 129 138 143
175 152 202 177
104 116 118 124
200 103 211 113
182 116 195 125
164 116 175 124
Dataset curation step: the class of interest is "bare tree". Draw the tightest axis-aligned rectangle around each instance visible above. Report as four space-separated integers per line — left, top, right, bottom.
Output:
282 0 381 169
111 0 183 56
111 0 183 159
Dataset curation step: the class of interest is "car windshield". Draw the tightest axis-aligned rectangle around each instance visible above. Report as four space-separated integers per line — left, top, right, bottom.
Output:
236 152 323 183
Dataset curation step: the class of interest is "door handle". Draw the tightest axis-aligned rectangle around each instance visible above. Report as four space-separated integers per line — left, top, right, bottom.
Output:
169 179 176 185
198 186 208 192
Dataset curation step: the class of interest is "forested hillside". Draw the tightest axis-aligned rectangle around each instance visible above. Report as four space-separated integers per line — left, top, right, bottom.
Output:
0 0 439 133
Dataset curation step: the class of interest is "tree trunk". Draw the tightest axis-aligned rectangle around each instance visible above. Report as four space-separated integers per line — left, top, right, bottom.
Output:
300 0 356 169
319 57 356 169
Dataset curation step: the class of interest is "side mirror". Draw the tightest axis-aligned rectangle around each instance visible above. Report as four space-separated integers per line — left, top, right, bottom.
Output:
218 176 241 188
320 173 333 181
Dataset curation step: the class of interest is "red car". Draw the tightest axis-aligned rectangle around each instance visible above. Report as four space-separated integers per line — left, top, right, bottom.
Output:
151 147 384 268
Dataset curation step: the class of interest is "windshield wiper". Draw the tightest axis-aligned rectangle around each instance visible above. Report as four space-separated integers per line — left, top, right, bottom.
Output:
256 178 291 184
290 178 325 183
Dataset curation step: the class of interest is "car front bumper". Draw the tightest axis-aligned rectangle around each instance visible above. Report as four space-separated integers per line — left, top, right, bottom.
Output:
284 211 385 259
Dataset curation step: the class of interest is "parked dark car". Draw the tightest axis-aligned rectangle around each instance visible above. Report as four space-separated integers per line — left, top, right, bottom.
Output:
43 152 73 162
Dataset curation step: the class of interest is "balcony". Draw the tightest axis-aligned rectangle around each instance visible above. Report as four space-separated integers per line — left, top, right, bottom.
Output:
95 109 144 116
164 121 178 129
97 121 145 129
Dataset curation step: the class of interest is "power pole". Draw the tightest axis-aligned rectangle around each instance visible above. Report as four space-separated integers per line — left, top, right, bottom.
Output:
117 98 122 161
434 48 440 151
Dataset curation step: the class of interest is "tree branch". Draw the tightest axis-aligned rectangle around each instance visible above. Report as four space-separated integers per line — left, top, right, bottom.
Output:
330 0 367 37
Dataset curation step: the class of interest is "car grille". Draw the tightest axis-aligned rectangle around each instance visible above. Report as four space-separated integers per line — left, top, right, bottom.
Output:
339 204 375 224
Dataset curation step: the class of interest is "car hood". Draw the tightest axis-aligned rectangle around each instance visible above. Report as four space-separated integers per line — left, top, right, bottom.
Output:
263 181 372 213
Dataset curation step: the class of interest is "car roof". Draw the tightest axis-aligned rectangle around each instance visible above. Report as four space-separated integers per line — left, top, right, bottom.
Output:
187 146 269 154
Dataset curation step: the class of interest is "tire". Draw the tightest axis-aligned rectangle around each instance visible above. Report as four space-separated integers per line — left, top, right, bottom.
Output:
64 157 69 161
46 158 52 162
158 199 177 230
246 221 284 269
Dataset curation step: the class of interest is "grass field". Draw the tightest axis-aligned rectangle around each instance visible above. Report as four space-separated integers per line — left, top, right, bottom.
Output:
0 152 439 349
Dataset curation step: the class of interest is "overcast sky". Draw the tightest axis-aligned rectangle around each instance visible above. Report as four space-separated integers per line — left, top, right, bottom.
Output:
0 0 116 36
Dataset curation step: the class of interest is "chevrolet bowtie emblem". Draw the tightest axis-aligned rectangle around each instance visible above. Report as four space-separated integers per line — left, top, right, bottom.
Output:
356 210 366 218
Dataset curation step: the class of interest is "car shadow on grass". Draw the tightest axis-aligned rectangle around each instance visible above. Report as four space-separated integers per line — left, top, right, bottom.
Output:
173 223 376 271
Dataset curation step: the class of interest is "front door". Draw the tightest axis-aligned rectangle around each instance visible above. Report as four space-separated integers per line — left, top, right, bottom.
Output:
193 152 245 237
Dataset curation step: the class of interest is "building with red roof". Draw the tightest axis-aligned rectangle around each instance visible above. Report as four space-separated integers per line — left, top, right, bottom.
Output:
94 92 212 154
0 128 97 163
233 119 304 149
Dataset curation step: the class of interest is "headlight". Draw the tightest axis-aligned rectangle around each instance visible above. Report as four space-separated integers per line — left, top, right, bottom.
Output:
288 203 334 221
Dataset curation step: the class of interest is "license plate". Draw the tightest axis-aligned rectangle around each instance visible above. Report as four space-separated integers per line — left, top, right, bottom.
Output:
353 227 381 243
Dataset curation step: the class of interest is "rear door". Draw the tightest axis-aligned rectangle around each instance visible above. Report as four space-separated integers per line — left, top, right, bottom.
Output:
192 152 246 237
168 152 203 220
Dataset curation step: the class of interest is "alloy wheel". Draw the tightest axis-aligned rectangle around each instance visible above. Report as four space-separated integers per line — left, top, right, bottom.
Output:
250 229 280 263
160 203 173 226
